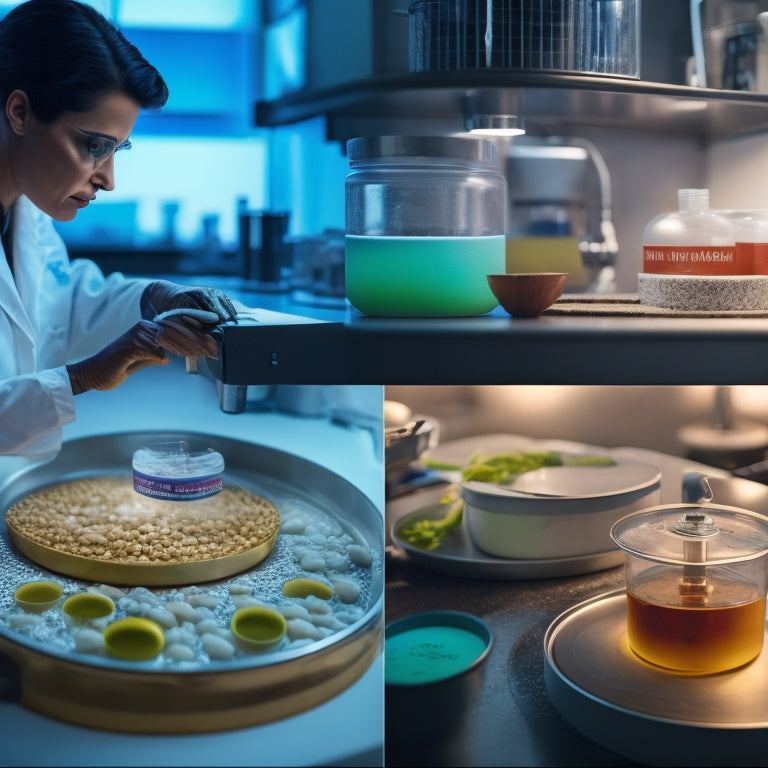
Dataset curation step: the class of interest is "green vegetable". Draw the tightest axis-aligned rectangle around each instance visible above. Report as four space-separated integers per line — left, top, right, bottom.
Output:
396 497 464 551
461 451 562 483
399 449 615 551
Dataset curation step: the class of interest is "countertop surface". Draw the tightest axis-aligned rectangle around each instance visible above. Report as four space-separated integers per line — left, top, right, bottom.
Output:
0 358 384 767
161 277 768 385
384 446 746 767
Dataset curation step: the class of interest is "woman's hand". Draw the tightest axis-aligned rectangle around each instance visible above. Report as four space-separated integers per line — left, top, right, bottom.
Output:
141 280 238 324
66 320 168 394
67 310 222 395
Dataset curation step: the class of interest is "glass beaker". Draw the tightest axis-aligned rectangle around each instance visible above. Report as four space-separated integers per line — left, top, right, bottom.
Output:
345 135 506 316
611 502 768 674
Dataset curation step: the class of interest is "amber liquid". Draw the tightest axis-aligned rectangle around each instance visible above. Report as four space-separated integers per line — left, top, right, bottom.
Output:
627 574 766 673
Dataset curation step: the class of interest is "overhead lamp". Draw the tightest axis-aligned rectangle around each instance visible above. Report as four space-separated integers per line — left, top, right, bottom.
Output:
466 114 526 136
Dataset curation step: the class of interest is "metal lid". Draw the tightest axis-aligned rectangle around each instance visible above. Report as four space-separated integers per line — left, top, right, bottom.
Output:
610 502 768 565
347 135 498 166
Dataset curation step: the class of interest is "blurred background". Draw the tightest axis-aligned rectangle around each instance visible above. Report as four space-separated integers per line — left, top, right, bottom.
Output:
385 384 768 470
2 0 768 298
0 0 351 275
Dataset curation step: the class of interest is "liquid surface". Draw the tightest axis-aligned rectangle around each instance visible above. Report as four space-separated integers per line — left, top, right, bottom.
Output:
385 624 488 685
345 235 504 316
627 574 766 673
505 236 589 289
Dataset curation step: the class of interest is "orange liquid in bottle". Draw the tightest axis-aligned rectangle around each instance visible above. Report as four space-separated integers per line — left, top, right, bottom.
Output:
626 574 766 673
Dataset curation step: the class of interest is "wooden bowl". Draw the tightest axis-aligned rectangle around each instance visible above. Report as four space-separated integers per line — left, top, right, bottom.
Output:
487 273 567 318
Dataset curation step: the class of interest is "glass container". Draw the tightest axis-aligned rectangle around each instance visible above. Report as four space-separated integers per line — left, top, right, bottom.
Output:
642 188 740 275
408 0 640 77
132 441 224 502
718 209 768 275
345 135 506 316
611 502 768 674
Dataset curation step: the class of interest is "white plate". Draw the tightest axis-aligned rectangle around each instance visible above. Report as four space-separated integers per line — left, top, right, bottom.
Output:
391 502 624 580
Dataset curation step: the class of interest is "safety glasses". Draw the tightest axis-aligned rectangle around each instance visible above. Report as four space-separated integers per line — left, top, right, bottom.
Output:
71 125 132 167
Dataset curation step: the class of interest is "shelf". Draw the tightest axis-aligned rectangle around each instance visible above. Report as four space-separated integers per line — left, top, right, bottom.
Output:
255 71 768 143
196 282 768 386
341 312 768 385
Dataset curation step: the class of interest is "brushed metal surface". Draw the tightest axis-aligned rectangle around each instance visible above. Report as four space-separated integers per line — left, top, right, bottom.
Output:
0 431 383 733
544 589 768 765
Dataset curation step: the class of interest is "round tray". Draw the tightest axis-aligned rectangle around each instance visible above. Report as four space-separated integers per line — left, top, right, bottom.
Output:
544 589 768 766
6 478 279 587
392 504 624 580
0 431 383 734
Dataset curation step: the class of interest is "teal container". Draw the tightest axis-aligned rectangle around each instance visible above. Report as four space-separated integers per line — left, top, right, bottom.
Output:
345 135 506 316
385 610 492 743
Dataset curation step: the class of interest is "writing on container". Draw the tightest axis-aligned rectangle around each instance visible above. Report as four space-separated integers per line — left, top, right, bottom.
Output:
642 244 747 275
133 472 223 499
644 248 735 263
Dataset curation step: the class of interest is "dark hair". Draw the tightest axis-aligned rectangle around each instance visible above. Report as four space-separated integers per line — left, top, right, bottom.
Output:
0 0 168 122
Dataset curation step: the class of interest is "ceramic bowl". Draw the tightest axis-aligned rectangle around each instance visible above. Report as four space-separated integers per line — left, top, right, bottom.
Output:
462 461 662 560
487 273 567 317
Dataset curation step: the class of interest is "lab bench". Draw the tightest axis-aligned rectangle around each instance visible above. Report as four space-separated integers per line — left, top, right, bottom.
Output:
155 275 768 387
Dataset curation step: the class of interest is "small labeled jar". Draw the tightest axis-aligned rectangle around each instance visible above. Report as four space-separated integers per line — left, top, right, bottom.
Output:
718 209 768 275
132 441 224 501
345 135 506 316
611 503 768 674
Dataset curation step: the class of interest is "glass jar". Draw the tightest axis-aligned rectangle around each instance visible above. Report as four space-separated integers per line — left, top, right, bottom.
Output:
132 441 224 501
611 503 768 674
718 209 768 275
344 135 506 316
642 189 739 275
408 0 640 78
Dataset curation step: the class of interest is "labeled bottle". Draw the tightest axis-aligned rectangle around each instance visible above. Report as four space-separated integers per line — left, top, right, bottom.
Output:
642 189 740 276
718 209 768 275
344 135 506 316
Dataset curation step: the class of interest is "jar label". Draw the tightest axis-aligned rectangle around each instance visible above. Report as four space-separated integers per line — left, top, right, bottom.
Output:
747 242 768 275
133 471 223 501
643 245 745 275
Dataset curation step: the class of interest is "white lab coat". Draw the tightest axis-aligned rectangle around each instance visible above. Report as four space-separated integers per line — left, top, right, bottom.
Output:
0 196 150 459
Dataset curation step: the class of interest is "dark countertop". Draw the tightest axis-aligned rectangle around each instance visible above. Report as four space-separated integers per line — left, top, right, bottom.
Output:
384 487 634 768
382 445 749 767
155 275 768 386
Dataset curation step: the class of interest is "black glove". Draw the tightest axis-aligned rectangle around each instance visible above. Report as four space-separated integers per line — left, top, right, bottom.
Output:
66 311 223 395
141 280 238 324
66 320 168 395
153 308 220 359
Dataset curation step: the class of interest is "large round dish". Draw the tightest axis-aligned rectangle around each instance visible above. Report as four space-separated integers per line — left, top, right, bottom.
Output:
5 480 279 587
0 431 383 734
462 461 661 559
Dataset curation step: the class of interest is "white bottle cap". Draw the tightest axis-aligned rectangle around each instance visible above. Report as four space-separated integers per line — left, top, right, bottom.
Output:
678 188 709 211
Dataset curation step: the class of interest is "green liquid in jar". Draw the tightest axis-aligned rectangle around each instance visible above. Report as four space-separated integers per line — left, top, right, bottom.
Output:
385 625 488 685
345 235 505 316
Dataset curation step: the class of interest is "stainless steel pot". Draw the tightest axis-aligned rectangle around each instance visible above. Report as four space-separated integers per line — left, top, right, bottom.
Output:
0 432 383 734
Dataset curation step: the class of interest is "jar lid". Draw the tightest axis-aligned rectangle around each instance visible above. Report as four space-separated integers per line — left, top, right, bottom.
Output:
347 135 497 166
610 502 768 565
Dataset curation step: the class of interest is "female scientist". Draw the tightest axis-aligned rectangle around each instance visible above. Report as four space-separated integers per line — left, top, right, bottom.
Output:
0 0 238 458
